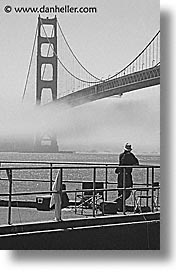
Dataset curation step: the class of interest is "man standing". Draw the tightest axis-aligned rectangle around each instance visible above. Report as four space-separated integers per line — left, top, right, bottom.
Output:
115 143 139 210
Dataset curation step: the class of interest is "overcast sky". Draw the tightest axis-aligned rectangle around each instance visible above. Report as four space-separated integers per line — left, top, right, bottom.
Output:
0 0 160 153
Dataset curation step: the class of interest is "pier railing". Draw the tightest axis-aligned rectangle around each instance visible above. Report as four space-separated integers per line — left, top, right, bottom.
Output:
0 161 160 225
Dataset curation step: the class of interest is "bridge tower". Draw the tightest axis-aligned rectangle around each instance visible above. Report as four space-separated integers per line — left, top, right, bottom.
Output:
35 16 58 152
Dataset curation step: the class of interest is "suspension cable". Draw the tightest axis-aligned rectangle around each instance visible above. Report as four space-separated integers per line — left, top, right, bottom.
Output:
40 19 103 84
41 18 160 85
22 25 38 102
57 18 102 81
104 30 160 81
22 17 160 100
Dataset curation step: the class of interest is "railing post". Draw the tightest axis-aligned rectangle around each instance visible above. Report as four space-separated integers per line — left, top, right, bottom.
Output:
59 168 63 220
92 167 96 217
75 190 77 214
50 163 53 194
105 165 108 201
151 167 154 212
122 167 126 215
81 190 84 215
146 167 149 207
7 169 13 225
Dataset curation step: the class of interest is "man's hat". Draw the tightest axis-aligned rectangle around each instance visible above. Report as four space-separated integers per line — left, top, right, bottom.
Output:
124 143 132 151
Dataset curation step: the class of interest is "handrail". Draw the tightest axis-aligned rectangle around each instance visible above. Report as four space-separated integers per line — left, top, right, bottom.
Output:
0 163 160 225
0 160 159 165
0 186 160 197
0 164 160 170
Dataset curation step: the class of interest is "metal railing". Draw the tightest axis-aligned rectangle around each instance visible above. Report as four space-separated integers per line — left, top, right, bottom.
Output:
0 161 160 225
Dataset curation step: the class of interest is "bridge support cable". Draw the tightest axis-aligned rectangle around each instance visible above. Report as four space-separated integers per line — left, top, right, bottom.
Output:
22 25 38 102
103 31 160 82
56 18 102 82
57 25 159 98
40 19 104 99
40 19 101 85
57 27 160 92
22 16 160 104
40 16 160 101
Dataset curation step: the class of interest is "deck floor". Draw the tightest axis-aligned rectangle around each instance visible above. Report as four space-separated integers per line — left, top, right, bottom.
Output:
0 204 142 226
0 205 119 226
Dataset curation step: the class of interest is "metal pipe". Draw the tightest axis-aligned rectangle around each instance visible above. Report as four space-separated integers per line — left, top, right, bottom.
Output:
75 190 77 214
81 190 83 215
122 168 126 215
0 186 159 197
59 168 63 220
0 164 160 226
151 167 154 212
146 167 149 207
92 168 96 217
0 185 159 197
7 169 13 225
50 163 53 193
105 165 108 201
0 164 160 171
0 178 51 183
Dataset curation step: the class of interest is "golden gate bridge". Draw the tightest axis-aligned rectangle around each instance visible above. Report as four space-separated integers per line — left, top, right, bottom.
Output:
21 16 160 151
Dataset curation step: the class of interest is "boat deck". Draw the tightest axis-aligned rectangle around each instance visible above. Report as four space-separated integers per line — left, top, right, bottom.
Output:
0 202 141 226
0 210 160 249
0 160 160 249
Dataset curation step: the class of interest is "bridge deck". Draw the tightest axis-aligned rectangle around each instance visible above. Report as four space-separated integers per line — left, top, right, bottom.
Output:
47 65 160 108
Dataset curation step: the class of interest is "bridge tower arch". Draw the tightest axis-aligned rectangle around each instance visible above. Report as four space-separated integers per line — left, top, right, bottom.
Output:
35 16 58 152
36 15 57 103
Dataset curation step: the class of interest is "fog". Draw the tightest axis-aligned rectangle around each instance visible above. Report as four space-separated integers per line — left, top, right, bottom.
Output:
0 87 160 153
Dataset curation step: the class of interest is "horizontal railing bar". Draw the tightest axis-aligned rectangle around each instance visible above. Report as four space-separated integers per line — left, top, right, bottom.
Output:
0 160 160 165
64 181 159 185
0 178 51 183
72 186 160 193
0 165 160 171
0 191 57 196
0 160 114 164
0 179 109 184
0 178 159 186
1 161 118 166
48 162 117 165
0 186 160 197
0 161 49 164
0 179 107 184
0 160 160 225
